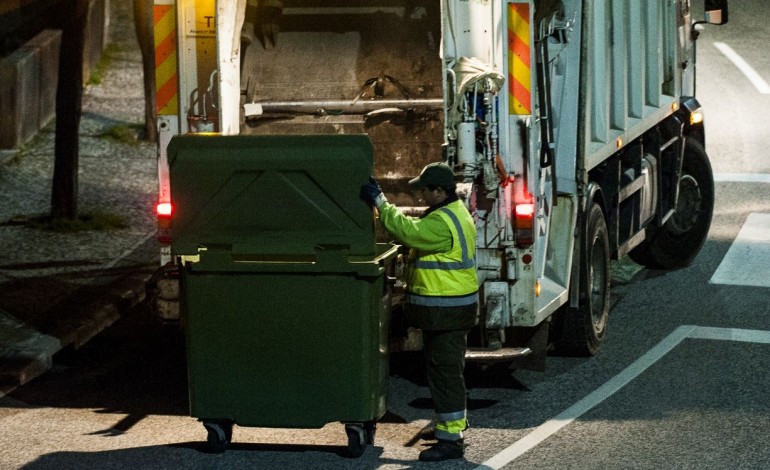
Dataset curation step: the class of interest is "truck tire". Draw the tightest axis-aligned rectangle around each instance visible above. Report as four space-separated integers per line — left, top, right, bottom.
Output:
551 201 610 356
629 139 714 270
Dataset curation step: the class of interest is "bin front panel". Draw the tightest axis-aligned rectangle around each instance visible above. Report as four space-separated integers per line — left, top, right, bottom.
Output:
169 134 375 259
184 269 389 428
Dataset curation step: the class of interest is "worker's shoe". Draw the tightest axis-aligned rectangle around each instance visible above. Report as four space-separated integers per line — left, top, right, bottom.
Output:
418 439 464 462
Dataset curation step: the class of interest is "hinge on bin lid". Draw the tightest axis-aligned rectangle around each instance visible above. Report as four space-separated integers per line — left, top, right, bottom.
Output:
180 247 207 265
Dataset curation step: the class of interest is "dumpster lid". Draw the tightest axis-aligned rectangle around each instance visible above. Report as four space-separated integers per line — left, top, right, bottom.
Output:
169 134 376 257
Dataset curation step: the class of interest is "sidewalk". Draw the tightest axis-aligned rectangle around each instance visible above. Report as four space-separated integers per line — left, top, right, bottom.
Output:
0 2 159 394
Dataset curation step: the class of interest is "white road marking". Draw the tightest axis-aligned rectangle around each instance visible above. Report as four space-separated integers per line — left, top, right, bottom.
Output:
475 325 770 470
689 326 770 344
714 173 770 184
713 42 770 94
710 213 770 288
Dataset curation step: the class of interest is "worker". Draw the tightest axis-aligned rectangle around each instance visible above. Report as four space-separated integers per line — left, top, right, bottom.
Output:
361 162 478 462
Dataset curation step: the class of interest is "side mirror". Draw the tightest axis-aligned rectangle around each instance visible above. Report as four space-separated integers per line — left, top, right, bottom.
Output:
704 0 728 25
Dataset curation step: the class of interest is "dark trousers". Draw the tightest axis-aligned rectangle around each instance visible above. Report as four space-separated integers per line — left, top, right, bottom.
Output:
407 303 478 415
422 328 470 414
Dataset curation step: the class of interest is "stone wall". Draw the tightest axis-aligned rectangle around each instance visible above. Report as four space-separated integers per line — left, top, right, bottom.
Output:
0 0 108 149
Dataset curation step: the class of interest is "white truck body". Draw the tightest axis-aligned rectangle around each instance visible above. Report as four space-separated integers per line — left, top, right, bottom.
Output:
153 0 728 362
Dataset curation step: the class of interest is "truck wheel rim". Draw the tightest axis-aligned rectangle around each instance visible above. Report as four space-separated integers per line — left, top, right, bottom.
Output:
589 237 607 331
667 174 701 235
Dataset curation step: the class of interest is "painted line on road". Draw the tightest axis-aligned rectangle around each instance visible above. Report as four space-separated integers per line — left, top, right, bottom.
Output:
714 173 770 184
713 42 770 94
689 326 770 344
710 213 770 288
475 325 770 470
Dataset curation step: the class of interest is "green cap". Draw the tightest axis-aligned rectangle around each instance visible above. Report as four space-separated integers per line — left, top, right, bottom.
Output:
408 162 456 189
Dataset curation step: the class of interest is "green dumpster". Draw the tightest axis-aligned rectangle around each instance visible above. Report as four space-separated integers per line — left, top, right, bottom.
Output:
168 134 397 457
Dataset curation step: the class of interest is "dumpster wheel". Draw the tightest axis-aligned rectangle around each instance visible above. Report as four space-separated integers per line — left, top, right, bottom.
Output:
344 421 376 458
202 419 234 453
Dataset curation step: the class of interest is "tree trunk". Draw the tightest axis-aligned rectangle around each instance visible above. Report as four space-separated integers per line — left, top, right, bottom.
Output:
134 0 157 142
51 0 91 220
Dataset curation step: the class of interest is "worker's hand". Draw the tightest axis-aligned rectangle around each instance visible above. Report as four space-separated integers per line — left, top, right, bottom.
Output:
361 176 387 208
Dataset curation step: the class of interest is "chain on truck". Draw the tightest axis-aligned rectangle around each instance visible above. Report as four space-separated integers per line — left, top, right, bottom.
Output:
151 0 728 368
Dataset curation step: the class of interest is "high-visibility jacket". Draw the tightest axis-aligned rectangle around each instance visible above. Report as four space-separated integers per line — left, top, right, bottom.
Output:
378 198 478 306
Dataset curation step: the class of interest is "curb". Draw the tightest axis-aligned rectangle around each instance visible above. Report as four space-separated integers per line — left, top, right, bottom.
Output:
0 267 156 395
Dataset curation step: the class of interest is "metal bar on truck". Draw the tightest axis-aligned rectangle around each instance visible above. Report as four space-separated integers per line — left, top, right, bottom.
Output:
251 99 443 115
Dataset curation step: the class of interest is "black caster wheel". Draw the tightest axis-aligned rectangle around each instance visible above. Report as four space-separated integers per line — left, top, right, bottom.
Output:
344 423 366 458
363 420 377 445
202 419 233 454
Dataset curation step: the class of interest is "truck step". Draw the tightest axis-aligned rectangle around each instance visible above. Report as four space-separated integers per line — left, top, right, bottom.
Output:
464 347 532 363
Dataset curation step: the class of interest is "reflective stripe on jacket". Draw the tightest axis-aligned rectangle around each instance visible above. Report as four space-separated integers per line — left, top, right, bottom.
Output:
407 200 478 305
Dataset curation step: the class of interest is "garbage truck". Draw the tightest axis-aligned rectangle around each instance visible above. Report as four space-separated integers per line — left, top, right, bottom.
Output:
152 0 729 366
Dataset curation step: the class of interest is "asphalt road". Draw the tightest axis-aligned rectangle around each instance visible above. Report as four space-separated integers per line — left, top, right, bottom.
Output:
2 2 769 469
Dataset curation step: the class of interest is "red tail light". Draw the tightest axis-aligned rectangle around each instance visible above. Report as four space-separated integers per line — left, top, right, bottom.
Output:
156 202 173 217
514 203 534 246
511 178 535 247
156 202 173 244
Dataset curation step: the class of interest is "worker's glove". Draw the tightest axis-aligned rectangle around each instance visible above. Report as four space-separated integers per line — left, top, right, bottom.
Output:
361 176 387 208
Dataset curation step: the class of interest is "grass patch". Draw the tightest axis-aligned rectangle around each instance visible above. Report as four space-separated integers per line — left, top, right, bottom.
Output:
102 124 142 144
2 130 52 165
22 211 129 232
2 150 24 165
87 43 123 85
